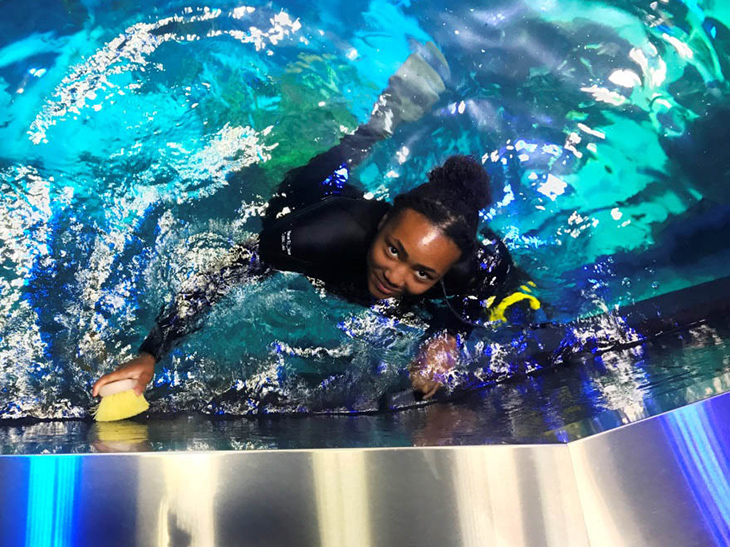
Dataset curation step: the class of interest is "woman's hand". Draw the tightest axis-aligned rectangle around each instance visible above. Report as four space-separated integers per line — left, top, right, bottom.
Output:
92 352 156 397
409 333 458 399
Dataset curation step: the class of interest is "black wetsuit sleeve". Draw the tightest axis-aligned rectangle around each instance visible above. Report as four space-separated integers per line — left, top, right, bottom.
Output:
139 242 268 361
263 125 386 229
260 196 389 285
139 124 386 361
260 121 391 285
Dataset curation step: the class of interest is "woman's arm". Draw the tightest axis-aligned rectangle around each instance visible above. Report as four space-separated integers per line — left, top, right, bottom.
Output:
410 232 542 397
93 241 268 395
138 243 267 361
264 46 449 229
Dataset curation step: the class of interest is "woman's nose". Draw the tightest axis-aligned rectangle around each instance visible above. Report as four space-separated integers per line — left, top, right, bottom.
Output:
384 266 406 288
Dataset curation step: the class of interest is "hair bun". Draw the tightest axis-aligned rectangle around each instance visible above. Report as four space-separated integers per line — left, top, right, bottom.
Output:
428 155 491 210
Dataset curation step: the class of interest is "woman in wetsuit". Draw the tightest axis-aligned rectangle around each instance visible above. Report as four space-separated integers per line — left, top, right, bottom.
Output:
92 47 534 402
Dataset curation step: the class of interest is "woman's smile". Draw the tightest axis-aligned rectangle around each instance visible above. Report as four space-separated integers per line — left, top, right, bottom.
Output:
371 271 400 297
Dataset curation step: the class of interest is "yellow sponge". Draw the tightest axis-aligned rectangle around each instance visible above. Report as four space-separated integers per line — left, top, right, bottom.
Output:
94 379 149 422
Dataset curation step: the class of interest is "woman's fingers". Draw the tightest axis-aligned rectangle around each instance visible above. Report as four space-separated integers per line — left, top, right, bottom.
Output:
410 372 442 399
423 383 440 400
409 332 457 397
133 371 152 395
92 369 134 397
92 359 153 397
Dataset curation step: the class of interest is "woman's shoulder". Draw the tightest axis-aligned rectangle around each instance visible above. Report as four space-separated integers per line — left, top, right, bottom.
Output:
442 229 514 296
259 195 390 280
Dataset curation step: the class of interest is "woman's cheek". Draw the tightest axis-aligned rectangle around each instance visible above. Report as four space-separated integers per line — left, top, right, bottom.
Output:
380 248 391 266
409 280 431 296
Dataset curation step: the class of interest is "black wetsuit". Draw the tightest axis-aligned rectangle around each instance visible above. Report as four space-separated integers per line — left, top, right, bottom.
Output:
139 126 524 361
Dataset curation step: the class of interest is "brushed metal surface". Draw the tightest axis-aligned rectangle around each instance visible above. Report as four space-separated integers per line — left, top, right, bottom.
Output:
2 392 730 547
570 391 730 547
0 445 587 547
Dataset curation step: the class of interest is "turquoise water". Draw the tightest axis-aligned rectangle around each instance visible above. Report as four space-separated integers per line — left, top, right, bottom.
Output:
1 0 729 419
3 320 730 452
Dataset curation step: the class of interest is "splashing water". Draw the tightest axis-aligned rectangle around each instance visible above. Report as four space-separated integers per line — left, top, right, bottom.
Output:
1 0 729 418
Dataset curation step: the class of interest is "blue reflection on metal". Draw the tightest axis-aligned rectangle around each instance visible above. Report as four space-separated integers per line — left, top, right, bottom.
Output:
664 405 730 545
25 456 80 547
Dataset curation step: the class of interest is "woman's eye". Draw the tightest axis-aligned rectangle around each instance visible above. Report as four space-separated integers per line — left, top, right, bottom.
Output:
388 245 398 256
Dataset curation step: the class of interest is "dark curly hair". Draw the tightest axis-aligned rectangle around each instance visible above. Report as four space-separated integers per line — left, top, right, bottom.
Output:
390 155 491 256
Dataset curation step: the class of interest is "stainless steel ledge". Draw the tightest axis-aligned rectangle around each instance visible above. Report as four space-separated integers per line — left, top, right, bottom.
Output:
1 391 729 546
0 444 587 547
569 390 730 547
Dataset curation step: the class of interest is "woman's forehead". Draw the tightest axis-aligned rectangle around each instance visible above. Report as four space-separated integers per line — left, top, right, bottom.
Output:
384 209 461 270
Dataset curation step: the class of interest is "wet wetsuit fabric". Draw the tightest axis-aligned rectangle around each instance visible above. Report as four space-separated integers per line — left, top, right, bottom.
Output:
139 126 522 361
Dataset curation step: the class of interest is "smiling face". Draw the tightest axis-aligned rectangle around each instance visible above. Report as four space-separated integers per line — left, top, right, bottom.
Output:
366 208 462 299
